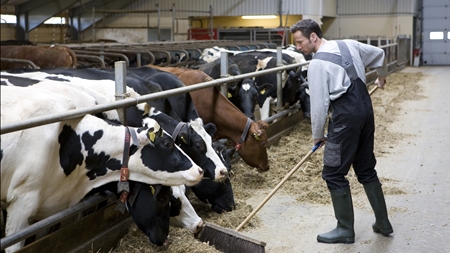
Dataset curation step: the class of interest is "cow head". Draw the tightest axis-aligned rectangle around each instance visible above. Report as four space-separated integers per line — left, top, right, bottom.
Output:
228 78 258 120
284 67 303 105
169 185 203 233
177 118 228 181
127 183 171 246
129 118 204 186
239 120 269 172
297 82 311 119
191 140 236 213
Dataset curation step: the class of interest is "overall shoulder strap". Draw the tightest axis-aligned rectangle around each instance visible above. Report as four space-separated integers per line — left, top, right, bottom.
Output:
313 40 358 81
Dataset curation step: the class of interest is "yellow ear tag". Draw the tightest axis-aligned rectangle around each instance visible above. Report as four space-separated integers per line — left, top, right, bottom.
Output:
227 92 232 98
149 185 155 195
253 132 261 141
148 131 156 142
260 88 266 95
181 136 188 144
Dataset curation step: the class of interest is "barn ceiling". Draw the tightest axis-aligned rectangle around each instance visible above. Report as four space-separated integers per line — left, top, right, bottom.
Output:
1 0 135 40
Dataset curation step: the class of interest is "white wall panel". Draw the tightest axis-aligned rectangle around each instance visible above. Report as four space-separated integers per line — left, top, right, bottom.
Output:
337 0 418 16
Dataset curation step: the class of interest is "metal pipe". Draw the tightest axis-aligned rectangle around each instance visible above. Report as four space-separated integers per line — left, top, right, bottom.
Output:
115 61 128 125
75 54 105 68
0 58 39 69
1 61 308 135
276 47 283 113
0 191 115 251
220 51 229 96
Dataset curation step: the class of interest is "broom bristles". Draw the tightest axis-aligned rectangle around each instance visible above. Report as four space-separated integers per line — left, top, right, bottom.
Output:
196 222 266 253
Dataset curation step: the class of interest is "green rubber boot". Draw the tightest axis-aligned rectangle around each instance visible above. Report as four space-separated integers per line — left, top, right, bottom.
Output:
317 187 355 244
364 181 393 236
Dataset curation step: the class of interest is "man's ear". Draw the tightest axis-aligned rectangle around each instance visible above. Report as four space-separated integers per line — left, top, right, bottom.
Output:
310 32 317 42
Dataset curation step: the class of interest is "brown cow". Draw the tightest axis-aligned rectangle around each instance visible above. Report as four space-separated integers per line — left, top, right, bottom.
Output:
147 65 270 172
1 45 77 70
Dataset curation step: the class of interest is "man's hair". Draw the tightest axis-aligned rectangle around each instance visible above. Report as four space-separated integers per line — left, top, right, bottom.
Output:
290 19 323 39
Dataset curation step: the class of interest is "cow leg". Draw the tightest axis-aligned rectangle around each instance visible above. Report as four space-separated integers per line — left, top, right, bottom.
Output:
259 97 273 121
4 196 39 253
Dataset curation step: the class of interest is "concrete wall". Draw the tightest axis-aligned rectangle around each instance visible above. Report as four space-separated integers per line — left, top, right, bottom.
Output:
323 15 414 40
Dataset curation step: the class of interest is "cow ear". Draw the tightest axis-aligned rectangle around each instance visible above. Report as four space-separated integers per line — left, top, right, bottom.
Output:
143 103 151 116
151 184 163 199
179 127 190 145
226 147 236 159
203 122 217 137
169 195 182 217
147 122 162 143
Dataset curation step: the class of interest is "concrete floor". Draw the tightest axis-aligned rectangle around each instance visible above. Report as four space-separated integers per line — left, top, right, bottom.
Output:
243 66 450 253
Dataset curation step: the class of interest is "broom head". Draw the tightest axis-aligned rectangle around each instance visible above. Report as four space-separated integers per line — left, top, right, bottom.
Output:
196 222 266 253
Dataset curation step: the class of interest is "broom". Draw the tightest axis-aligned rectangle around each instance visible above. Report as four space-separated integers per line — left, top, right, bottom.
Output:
197 142 323 253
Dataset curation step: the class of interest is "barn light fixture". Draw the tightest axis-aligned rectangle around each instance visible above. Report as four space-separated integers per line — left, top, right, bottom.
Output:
241 15 277 20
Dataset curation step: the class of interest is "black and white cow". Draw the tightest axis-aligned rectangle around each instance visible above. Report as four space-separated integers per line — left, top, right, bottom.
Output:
1 68 228 181
0 86 203 253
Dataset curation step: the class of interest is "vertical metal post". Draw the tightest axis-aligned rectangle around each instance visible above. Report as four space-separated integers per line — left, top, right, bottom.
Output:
156 4 161 41
115 61 127 125
220 52 229 96
136 53 141 67
172 4 175 41
92 6 96 42
276 47 283 113
209 5 214 40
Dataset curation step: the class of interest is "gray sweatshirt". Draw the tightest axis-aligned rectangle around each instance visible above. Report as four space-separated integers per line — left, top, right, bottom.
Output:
308 39 388 139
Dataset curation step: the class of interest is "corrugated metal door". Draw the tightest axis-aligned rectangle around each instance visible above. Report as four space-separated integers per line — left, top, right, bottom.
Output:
422 0 450 65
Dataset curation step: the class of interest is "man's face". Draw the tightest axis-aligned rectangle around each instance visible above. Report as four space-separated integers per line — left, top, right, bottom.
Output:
293 31 315 55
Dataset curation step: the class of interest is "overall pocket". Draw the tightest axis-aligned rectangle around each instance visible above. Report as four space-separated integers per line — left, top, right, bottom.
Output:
324 142 341 167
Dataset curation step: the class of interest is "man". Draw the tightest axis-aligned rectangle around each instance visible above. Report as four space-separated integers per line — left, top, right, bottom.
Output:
290 19 393 244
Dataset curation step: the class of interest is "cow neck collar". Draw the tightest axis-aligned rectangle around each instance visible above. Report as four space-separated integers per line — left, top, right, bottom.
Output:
116 127 138 213
235 118 252 152
172 122 187 143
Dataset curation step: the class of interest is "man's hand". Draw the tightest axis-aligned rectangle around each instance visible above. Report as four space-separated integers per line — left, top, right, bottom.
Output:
314 137 327 148
375 77 386 90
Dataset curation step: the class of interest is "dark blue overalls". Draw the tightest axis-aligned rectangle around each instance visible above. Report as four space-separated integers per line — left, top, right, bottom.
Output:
314 41 379 190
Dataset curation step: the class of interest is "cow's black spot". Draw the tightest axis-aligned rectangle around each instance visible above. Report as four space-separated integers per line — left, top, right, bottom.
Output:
85 149 121 180
0 149 3 162
82 130 103 151
45 76 70 82
1 75 40 87
59 125 83 176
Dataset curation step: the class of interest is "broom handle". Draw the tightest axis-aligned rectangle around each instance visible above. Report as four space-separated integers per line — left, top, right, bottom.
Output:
235 142 322 231
369 85 379 96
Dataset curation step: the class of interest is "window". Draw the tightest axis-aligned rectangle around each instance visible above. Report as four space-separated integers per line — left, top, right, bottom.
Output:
430 31 444 40
44 17 66 25
448 31 450 40
0 15 65 24
1 14 16 24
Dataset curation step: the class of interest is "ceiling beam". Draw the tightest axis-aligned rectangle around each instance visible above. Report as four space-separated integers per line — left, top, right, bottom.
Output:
16 0 79 32
70 0 134 32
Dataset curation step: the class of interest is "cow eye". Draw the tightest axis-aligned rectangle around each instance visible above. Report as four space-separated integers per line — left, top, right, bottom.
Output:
163 140 173 149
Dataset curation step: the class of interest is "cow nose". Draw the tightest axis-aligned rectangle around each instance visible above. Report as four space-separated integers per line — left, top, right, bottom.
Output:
220 168 228 177
193 219 204 234
198 167 204 176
